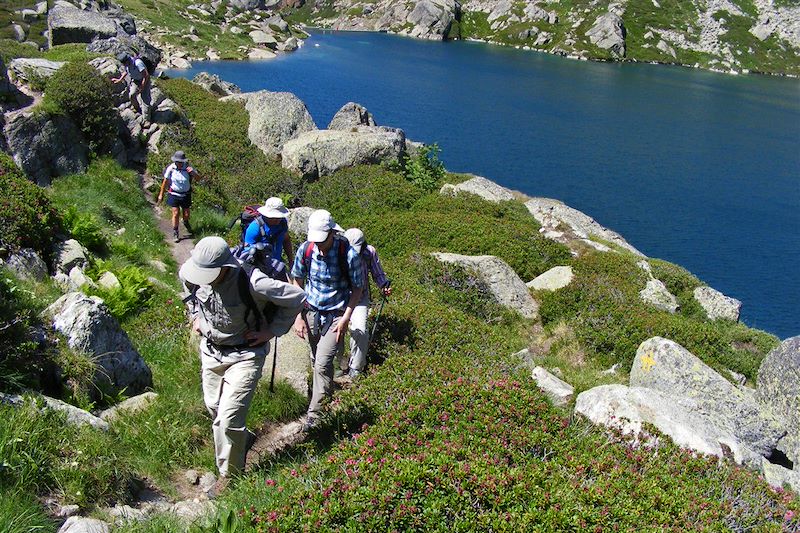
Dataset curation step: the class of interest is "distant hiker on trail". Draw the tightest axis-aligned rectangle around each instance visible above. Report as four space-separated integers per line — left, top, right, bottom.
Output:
180 236 305 496
342 228 391 379
112 52 152 123
243 197 295 266
158 151 198 243
291 210 364 430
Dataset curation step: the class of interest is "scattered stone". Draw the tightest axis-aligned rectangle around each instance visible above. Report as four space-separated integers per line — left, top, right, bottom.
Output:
755 336 800 466
149 259 168 273
4 248 48 281
221 91 316 158
57 516 111 533
99 392 158 421
430 252 539 319
636 259 653 277
48 5 119 47
152 98 182 124
170 57 193 69
248 48 277 59
4 112 89 186
11 24 27 42
639 279 679 313
287 206 314 236
531 366 574 406
527 266 574 291
198 472 217 492
250 30 277 46
171 499 216 522
328 102 376 130
601 363 621 375
98 271 121 290
53 239 89 274
281 127 405 179
192 72 241 97
656 39 676 58
108 504 147 523
57 504 81 518
440 175 515 203
630 337 784 463
69 265 96 289
39 394 110 431
44 292 153 399
586 12 627 58
693 286 741 321
185 469 200 485
761 458 800 493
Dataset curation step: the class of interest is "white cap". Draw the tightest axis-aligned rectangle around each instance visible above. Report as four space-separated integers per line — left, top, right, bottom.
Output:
343 228 365 254
307 209 343 243
257 197 289 219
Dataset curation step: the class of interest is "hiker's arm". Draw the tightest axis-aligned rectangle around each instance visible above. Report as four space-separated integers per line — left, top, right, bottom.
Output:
369 247 392 296
283 234 294 265
156 178 168 203
251 274 306 337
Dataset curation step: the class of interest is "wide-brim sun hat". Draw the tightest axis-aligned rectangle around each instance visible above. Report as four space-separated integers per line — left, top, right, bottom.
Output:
343 228 365 254
307 209 343 243
171 150 188 163
179 236 239 286
257 197 289 219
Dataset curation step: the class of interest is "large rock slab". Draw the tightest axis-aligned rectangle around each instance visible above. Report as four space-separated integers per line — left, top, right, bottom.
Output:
525 197 644 257
221 91 316 158
265 334 310 395
8 58 65 84
53 239 89 274
440 175 515 203
586 12 626 58
4 248 48 281
756 336 800 466
761 458 800 493
287 206 314 236
45 292 153 399
527 266 574 291
192 72 241 97
639 279 679 313
48 5 119 47
328 102 376 130
406 0 459 40
281 127 405 180
576 384 751 462
630 337 784 461
693 286 741 321
430 252 539 319
531 366 574 406
4 112 89 186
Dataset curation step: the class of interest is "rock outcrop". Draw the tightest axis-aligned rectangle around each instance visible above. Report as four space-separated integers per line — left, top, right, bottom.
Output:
761 458 800 493
756 336 800 466
440 175 515 203
331 0 460 41
287 206 314 236
193 72 241 97
430 252 539 319
222 90 316 158
281 127 406 179
639 279 679 313
53 239 89 274
527 266 574 291
48 4 121 47
8 58 65 84
86 36 162 72
57 516 111 533
586 12 627 58
3 248 48 281
693 286 741 321
44 292 153 399
4 112 89 186
328 102 376 130
630 337 784 462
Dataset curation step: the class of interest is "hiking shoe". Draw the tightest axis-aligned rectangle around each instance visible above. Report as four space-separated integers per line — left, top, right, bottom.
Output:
302 415 318 432
205 476 229 500
348 368 363 380
173 229 180 243
245 429 257 453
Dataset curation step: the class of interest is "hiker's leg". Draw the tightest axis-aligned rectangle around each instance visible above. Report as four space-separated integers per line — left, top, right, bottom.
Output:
171 207 180 230
201 352 226 420
128 84 142 114
348 300 369 372
182 207 191 222
213 355 264 477
139 81 152 122
307 315 343 419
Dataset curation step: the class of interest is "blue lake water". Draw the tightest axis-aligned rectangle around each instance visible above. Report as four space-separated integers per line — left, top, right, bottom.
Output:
171 30 800 339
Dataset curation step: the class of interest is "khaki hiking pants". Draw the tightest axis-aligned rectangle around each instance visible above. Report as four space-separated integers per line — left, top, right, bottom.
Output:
305 313 344 420
201 348 264 477
347 293 371 373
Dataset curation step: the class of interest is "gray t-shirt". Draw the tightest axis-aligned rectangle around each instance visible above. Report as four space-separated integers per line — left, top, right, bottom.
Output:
127 58 147 82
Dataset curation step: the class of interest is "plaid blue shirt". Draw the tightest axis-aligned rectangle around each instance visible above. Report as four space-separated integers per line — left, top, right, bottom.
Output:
291 236 364 311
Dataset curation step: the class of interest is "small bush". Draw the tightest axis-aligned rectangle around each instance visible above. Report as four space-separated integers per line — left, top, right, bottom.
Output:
43 61 118 155
401 143 446 191
0 153 60 258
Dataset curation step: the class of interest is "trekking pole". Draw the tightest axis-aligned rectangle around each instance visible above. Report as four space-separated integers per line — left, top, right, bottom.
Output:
269 339 278 393
369 293 388 342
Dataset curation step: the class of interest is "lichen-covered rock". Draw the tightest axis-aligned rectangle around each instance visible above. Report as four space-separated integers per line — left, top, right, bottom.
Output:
639 279 679 313
440 175 515 203
57 516 111 533
756 336 800 466
48 4 119 47
53 239 89 274
4 112 89 186
531 366 574 406
525 197 644 257
44 292 153 399
630 337 784 461
328 102 376 130
430 252 539 319
86 36 162 73
527 266 574 291
693 286 741 321
761 458 800 493
192 72 241 97
586 12 626 58
221 90 316 158
281 127 405 179
8 58 65 84
4 248 48 281
287 206 314 236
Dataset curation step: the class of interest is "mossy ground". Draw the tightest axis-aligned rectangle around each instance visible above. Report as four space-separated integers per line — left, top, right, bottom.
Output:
0 72 796 531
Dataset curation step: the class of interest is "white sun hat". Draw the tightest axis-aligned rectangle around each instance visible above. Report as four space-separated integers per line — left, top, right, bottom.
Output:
343 228 365 254
257 197 289 219
307 209 343 243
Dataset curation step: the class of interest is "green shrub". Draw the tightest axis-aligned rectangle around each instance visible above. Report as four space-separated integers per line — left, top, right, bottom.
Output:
61 205 107 253
0 153 60 258
400 143 446 191
87 263 154 319
42 60 118 155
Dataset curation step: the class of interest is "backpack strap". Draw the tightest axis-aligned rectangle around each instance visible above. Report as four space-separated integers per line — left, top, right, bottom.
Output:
236 266 261 332
302 240 315 269
338 237 351 289
256 216 267 240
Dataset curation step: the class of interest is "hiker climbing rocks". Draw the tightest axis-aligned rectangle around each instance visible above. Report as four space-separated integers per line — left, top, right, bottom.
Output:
180 237 305 495
158 151 198 242
112 52 152 123
243 197 295 266
291 210 364 429
342 228 391 379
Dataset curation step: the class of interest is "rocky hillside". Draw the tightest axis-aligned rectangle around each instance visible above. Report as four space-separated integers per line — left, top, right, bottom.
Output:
287 0 800 75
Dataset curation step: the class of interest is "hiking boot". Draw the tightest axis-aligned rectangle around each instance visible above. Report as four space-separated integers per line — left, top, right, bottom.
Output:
183 220 193 235
173 229 180 243
302 415 318 433
245 429 257 453
205 476 229 500
348 368 363 380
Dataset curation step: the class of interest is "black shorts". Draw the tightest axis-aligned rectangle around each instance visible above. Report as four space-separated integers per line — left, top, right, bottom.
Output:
166 192 191 208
